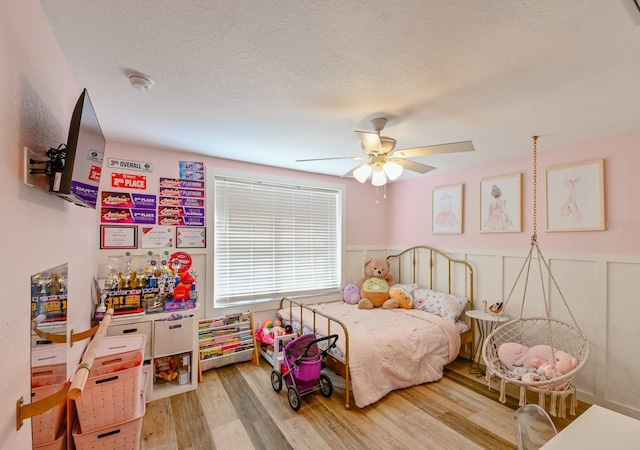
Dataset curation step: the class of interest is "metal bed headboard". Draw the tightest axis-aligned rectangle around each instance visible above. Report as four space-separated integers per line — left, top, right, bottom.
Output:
386 245 474 310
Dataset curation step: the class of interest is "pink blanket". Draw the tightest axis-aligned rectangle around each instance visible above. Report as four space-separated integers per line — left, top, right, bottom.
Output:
278 302 460 408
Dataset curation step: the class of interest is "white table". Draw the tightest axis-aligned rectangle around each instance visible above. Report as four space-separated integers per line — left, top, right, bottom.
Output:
465 309 510 376
540 404 640 449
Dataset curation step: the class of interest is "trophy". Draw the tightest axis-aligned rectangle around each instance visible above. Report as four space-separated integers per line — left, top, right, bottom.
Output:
189 271 199 300
135 268 146 289
107 257 119 290
122 251 132 288
95 278 108 320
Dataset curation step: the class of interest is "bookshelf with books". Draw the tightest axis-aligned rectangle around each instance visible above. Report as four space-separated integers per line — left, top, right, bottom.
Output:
198 311 258 378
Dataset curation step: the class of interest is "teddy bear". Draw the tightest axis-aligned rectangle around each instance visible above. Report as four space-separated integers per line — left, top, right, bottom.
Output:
357 257 396 287
357 257 398 309
388 286 413 310
497 342 577 379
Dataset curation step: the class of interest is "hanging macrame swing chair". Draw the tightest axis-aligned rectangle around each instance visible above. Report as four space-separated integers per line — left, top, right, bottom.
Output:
481 136 590 418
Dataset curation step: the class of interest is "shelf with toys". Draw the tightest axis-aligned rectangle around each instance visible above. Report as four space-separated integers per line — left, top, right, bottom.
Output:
197 311 259 380
94 250 200 320
94 250 200 402
255 319 296 371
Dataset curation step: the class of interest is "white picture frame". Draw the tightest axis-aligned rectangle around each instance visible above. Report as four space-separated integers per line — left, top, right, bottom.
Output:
432 183 463 234
545 159 605 232
480 173 522 233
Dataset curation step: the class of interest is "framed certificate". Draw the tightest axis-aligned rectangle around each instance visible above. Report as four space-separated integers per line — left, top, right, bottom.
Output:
176 227 206 248
100 225 137 249
141 226 173 248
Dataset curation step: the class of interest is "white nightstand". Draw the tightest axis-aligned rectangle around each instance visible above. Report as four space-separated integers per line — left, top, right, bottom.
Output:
465 309 510 376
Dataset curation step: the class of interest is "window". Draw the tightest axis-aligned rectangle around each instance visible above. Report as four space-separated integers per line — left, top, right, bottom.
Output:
214 175 342 307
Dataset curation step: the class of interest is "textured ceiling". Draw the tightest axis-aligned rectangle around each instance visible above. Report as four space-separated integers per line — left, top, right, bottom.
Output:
39 0 640 180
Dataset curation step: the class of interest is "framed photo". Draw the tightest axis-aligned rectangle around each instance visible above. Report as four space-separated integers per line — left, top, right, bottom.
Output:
480 173 522 233
545 159 605 232
100 225 137 249
176 227 206 248
141 226 173 248
432 184 463 234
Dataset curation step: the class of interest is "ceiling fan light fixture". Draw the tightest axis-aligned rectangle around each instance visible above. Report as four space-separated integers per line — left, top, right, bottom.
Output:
353 164 372 183
371 165 387 186
383 160 403 180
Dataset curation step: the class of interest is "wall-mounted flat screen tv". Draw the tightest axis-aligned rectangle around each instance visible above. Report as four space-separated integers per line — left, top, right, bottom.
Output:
50 88 105 208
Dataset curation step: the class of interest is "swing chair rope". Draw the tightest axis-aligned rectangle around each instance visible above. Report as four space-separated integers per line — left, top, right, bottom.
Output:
481 136 590 418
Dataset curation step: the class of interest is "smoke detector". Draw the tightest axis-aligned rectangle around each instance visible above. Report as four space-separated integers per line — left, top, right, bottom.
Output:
128 74 154 91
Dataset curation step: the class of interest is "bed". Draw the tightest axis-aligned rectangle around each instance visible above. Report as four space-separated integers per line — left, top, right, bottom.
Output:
277 245 475 409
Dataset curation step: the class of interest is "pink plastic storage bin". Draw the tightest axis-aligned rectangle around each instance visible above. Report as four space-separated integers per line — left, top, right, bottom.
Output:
90 349 143 377
73 393 145 450
34 423 66 450
31 344 67 388
75 367 147 434
31 383 67 446
90 334 145 377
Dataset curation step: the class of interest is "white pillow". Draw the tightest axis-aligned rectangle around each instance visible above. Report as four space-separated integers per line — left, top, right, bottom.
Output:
413 288 468 322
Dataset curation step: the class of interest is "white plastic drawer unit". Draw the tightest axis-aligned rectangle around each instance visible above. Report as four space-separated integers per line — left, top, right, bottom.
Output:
106 320 152 360
153 316 194 358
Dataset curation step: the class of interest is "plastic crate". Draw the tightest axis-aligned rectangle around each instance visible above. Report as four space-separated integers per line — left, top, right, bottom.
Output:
34 423 66 450
31 383 67 446
106 320 152 360
31 344 67 388
90 350 142 377
90 335 145 377
74 366 146 434
73 392 145 450
31 363 66 388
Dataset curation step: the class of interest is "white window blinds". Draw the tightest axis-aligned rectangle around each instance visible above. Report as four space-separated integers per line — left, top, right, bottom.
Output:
214 176 341 306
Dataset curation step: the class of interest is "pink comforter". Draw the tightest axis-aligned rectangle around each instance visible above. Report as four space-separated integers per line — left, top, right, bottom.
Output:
278 302 460 408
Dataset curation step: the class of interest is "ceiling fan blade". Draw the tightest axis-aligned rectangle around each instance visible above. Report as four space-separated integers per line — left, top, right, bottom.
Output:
391 140 475 159
355 130 382 152
296 156 366 162
342 161 369 178
391 158 437 174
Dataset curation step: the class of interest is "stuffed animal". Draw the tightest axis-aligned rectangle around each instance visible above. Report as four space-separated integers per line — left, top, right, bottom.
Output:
389 286 413 310
357 257 396 287
342 282 361 305
497 342 577 379
359 278 392 309
271 319 287 337
357 257 398 309
154 356 178 381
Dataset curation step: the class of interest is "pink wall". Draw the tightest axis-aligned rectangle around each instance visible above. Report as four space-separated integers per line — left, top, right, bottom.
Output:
105 141 388 246
387 130 640 255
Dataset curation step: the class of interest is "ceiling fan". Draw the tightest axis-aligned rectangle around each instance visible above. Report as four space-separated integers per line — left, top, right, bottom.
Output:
297 117 475 186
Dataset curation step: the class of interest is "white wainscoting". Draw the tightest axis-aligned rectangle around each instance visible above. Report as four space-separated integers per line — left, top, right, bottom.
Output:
345 245 640 420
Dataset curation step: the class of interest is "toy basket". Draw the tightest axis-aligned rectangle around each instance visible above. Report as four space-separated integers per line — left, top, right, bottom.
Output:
73 392 145 450
74 364 146 434
31 382 67 446
34 422 66 450
90 349 143 377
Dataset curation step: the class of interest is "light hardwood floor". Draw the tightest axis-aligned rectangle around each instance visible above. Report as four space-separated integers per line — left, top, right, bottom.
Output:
140 357 588 450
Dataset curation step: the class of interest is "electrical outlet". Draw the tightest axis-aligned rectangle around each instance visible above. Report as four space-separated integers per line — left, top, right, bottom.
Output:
23 147 35 187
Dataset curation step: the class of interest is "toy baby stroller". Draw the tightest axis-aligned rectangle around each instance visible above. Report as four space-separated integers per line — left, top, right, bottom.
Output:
270 333 338 411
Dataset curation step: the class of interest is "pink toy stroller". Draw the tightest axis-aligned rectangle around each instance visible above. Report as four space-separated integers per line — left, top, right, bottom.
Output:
270 333 338 411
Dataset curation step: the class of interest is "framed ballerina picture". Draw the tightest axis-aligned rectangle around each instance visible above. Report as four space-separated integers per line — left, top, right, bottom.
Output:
480 173 522 233
432 184 463 234
545 159 605 232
